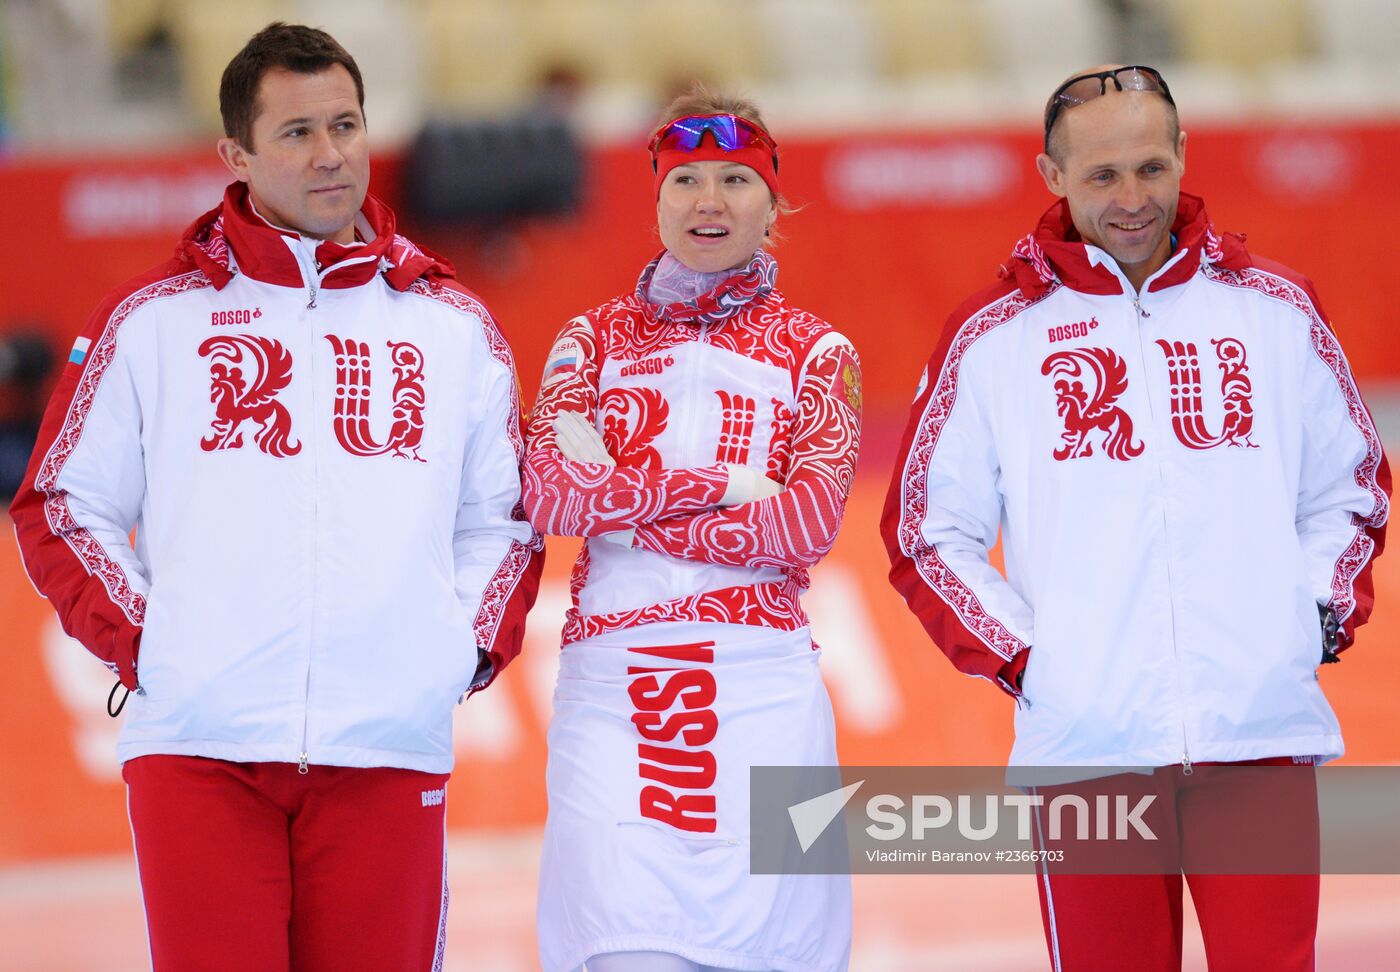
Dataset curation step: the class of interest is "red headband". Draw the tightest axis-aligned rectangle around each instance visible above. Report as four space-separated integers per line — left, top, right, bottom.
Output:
652 133 781 198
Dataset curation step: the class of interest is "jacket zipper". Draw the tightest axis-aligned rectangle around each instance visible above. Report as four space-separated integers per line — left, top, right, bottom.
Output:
280 241 390 772
283 237 383 307
288 237 320 773
1127 283 1193 774
284 236 321 309
298 312 317 775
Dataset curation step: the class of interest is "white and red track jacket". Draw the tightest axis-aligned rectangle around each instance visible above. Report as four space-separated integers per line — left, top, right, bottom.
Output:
10 183 543 774
523 250 862 643
883 193 1390 768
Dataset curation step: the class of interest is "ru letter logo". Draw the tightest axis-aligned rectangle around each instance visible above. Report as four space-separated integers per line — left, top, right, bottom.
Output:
1155 338 1257 450
198 335 301 458
1042 347 1145 461
325 336 428 462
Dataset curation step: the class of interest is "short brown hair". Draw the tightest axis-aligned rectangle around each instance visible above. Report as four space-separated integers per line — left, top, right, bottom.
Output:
656 81 794 218
220 22 365 150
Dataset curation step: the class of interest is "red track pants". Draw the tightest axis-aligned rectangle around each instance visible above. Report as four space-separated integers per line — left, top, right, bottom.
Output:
1030 758 1319 971
124 755 450 972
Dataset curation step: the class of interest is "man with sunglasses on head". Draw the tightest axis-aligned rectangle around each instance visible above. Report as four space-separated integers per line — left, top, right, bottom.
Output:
884 65 1389 970
9 22 543 971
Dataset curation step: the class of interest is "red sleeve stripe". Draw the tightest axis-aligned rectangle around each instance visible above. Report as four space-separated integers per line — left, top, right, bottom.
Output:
43 495 145 625
894 289 1041 662
33 271 211 626
472 538 539 655
1203 264 1390 624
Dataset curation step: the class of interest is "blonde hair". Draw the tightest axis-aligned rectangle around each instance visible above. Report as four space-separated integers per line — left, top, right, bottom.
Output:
655 81 796 223
657 82 772 135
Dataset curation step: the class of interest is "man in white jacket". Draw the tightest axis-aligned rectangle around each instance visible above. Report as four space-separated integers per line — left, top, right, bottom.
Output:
10 23 543 971
883 65 1390 971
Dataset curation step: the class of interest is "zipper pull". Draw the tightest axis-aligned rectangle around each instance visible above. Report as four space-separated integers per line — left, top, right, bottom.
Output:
307 285 318 310
1181 751 1193 776
1133 297 1151 319
298 752 310 775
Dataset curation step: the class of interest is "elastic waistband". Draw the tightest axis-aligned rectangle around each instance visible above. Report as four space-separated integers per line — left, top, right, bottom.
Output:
562 579 808 645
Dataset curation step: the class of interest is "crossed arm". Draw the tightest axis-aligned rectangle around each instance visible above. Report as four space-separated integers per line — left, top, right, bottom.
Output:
521 316 862 572
629 339 862 569
522 316 735 535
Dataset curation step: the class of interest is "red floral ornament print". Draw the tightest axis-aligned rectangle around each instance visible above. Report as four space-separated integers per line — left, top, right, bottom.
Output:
599 386 669 469
523 316 730 535
1155 337 1257 450
630 342 862 572
1042 346 1145 462
197 334 301 458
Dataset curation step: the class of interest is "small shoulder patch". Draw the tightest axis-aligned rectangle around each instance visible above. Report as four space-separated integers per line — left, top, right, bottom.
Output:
541 336 583 387
838 362 863 412
68 336 93 367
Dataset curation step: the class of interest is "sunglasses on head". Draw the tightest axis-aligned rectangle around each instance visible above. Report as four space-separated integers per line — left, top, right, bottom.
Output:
1043 66 1176 152
648 114 779 173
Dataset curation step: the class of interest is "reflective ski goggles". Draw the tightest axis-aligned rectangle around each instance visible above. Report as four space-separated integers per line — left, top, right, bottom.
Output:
1043 65 1175 152
648 114 779 172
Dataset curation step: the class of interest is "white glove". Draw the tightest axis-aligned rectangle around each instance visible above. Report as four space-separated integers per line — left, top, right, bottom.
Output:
552 411 615 465
552 411 632 546
598 527 635 548
719 464 785 507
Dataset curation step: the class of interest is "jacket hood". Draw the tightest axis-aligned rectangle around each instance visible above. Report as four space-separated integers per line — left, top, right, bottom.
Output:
176 181 455 292
1004 192 1250 299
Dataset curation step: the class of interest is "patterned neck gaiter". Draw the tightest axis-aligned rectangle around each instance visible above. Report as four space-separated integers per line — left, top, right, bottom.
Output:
645 252 733 309
637 248 778 326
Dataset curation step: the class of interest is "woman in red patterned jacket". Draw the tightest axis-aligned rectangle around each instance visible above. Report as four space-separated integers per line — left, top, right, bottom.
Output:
525 85 861 972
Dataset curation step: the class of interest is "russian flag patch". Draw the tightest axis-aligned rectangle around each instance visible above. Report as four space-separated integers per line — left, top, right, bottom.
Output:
69 336 92 366
541 337 583 387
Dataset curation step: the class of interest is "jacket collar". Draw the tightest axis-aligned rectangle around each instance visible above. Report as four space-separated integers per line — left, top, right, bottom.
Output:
177 182 451 292
634 247 779 327
1004 192 1249 299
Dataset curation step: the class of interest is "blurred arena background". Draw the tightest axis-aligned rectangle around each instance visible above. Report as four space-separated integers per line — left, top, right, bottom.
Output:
2 1 1398 969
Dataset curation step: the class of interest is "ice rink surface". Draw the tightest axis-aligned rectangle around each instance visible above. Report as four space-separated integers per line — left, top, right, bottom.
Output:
2 834 1398 971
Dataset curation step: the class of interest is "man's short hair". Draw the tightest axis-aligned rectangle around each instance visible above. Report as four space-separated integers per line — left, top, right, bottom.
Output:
219 22 365 151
